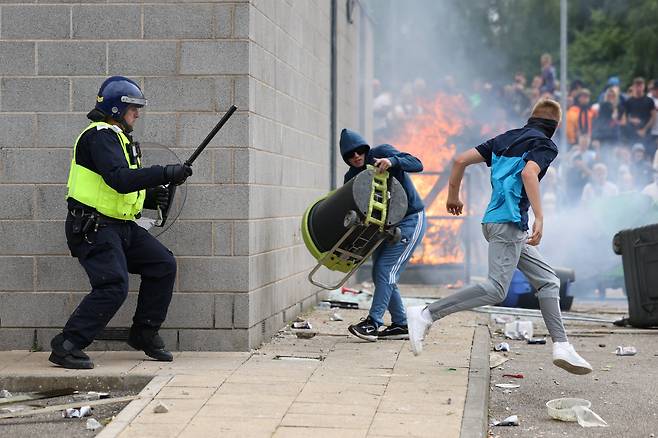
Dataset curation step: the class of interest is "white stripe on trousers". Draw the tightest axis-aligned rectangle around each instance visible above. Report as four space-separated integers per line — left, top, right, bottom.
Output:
388 211 424 284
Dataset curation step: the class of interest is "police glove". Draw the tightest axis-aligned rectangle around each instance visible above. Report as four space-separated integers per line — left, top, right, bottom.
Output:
145 186 170 211
163 164 193 185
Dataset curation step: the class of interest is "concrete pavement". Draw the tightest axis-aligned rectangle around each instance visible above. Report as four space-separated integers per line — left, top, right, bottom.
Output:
0 289 489 438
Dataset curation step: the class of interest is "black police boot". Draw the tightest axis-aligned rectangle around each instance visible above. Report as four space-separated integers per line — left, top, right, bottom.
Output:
127 327 173 362
49 333 94 369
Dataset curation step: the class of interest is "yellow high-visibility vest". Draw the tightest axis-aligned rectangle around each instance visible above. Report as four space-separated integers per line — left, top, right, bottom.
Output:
66 122 145 220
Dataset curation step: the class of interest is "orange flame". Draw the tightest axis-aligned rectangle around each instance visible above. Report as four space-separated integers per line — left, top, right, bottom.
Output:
391 92 470 265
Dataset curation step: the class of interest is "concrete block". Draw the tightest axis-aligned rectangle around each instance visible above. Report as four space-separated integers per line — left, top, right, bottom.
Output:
180 41 249 75
144 4 214 39
0 329 34 350
0 257 34 291
178 112 248 148
214 4 233 38
233 3 250 38
213 148 233 183
213 221 233 256
249 247 298 291
72 5 141 39
143 77 216 112
250 114 280 153
162 293 214 329
214 293 234 328
233 273 312 329
178 328 249 351
132 113 177 148
0 292 71 327
214 77 234 111
36 114 88 148
179 185 248 220
36 256 89 291
152 220 213 256
0 115 36 148
1 5 70 40
234 75 250 112
177 256 249 292
0 221 67 256
38 42 106 75
233 217 301 256
0 148 70 184
0 42 35 75
248 185 319 219
232 148 249 184
251 8 276 55
34 185 67 220
109 42 177 76
0 185 33 219
1 78 69 112
72 77 105 112
250 41 276 87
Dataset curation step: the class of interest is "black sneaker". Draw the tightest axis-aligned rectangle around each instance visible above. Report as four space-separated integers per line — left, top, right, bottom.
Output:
49 333 94 369
127 327 173 362
378 323 409 340
348 316 378 342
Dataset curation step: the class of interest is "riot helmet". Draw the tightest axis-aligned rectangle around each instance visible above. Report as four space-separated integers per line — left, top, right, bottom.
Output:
93 76 147 127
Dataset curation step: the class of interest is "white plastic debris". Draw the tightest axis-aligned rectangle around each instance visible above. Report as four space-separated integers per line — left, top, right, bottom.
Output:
86 418 103 430
495 383 520 389
492 415 519 426
0 389 12 398
572 406 609 428
504 321 533 340
330 312 343 321
615 346 637 356
63 406 93 418
153 402 169 413
494 342 510 352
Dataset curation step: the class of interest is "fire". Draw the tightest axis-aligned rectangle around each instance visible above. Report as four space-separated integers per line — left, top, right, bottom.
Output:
391 92 470 265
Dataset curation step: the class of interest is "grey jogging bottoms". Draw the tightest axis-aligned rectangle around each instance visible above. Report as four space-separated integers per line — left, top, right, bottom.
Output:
426 222 568 342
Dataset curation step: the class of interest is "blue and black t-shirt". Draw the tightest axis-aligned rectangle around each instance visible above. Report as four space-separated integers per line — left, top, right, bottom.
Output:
475 118 558 231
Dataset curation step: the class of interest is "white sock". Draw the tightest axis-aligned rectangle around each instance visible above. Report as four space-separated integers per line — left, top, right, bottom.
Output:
421 308 433 324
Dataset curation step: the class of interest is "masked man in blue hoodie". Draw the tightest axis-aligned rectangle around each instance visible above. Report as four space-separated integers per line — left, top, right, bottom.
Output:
340 129 426 341
406 99 593 375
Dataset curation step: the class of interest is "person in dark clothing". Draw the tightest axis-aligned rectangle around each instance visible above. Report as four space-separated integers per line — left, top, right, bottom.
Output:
406 99 592 375
50 76 192 369
539 53 556 96
623 77 657 154
339 129 426 342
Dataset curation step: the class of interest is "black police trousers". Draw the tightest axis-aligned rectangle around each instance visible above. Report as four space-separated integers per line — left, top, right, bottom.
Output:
63 212 176 349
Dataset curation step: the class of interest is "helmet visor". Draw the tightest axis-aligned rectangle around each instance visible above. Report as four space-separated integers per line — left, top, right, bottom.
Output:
121 96 148 106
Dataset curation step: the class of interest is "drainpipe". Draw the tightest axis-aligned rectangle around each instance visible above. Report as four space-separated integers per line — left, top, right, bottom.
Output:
330 0 338 189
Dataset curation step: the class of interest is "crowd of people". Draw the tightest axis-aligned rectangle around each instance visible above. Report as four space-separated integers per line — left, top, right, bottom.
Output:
373 53 658 213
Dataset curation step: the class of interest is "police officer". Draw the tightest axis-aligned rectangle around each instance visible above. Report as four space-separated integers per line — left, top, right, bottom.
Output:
49 76 192 369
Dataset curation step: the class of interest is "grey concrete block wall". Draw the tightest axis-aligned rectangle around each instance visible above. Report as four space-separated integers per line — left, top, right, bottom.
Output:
0 0 371 351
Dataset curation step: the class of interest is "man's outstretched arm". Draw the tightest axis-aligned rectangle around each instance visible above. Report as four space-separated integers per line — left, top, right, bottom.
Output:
446 148 485 215
521 160 543 246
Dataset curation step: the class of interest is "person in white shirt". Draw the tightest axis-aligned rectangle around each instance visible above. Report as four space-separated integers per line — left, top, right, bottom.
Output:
581 162 619 204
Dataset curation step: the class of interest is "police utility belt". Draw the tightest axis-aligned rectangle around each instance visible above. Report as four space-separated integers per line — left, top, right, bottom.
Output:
69 207 131 243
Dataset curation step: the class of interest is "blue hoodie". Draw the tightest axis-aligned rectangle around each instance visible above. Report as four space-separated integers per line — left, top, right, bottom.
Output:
339 129 424 216
476 118 558 231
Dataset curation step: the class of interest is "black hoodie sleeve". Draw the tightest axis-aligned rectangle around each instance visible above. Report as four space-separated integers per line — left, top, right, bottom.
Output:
371 144 423 173
80 129 167 194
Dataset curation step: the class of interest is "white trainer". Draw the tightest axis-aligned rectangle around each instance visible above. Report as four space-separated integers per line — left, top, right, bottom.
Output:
552 342 593 375
407 306 432 356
